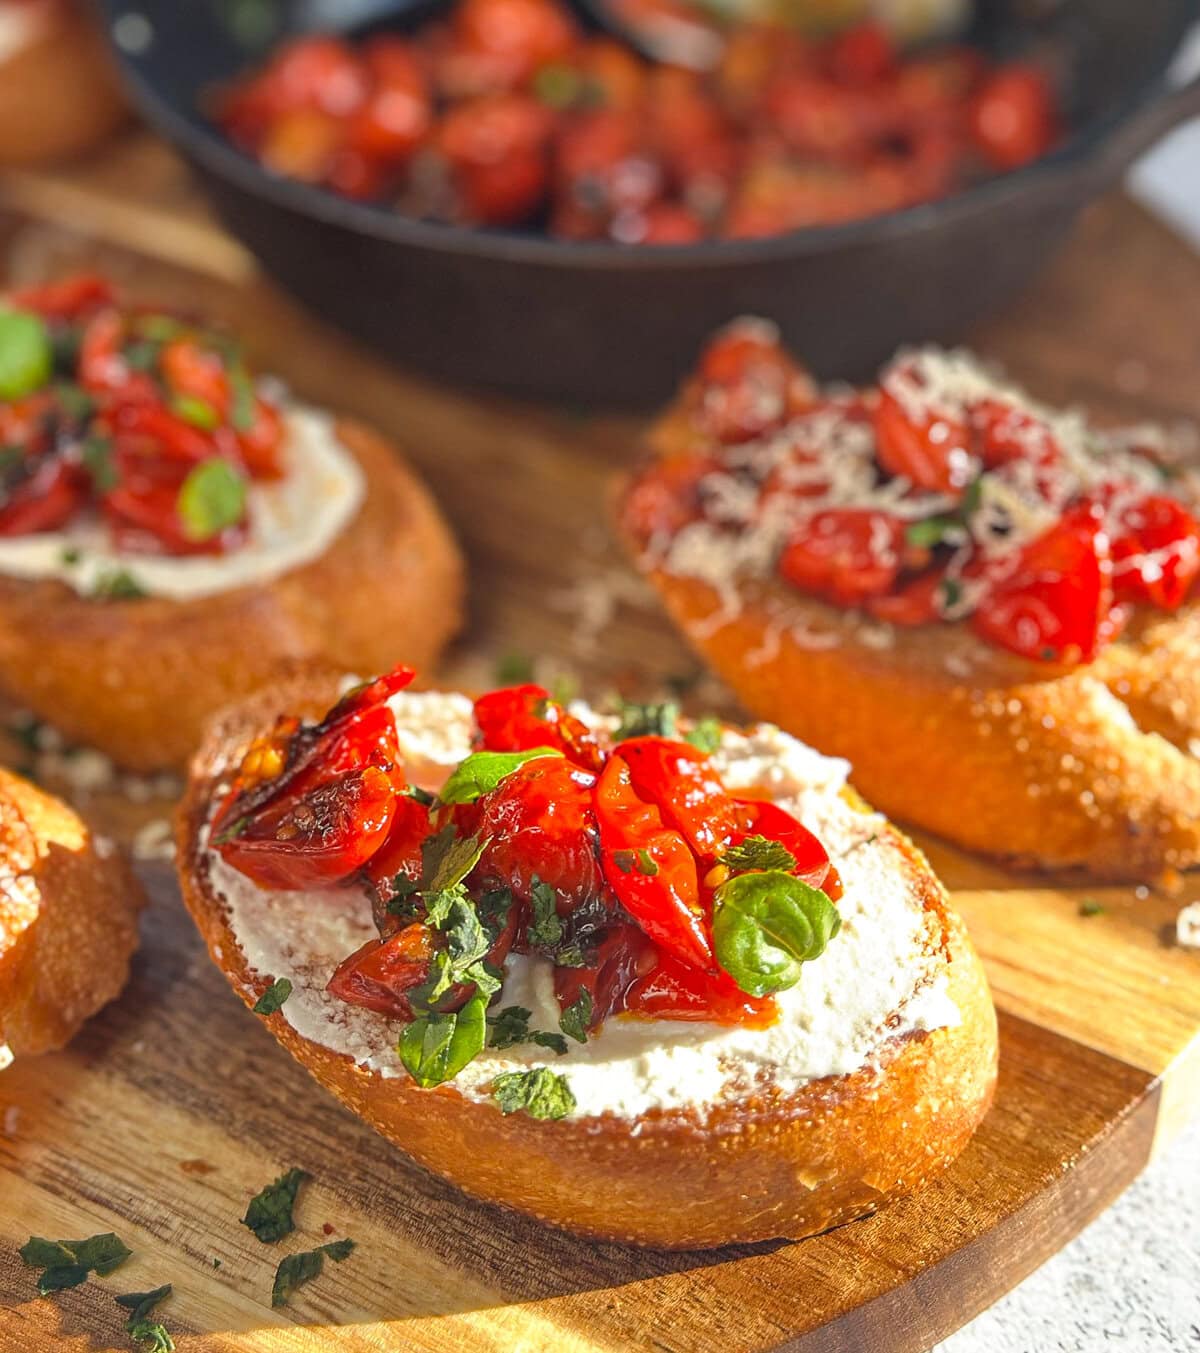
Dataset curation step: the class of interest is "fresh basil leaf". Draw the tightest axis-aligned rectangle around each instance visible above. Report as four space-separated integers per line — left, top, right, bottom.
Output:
19 1238 74 1268
531 1031 569 1056
559 990 592 1044
21 1231 132 1294
65 1233 133 1276
400 992 487 1087
0 308 52 400
721 835 797 875
904 515 961 549
38 1264 89 1294
252 978 292 1016
177 459 246 542
90 567 148 601
170 394 221 431
116 1285 174 1353
713 871 841 997
438 747 562 806
52 381 94 421
115 1285 173 1312
271 1239 355 1308
492 1067 576 1120
242 1167 310 1243
420 827 486 894
526 876 563 948
614 699 678 741
940 577 964 610
684 717 721 754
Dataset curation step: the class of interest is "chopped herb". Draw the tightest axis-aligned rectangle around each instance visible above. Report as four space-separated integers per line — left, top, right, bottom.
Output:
611 848 657 876
527 876 563 948
0 308 52 400
211 1258 221 1269
420 826 486 895
406 784 436 806
1078 898 1105 917
271 1238 355 1308
412 898 500 1006
722 835 798 874
53 381 94 420
713 871 841 997
494 652 535 685
115 1285 174 1352
241 1167 310 1243
635 848 658 876
228 366 256 432
177 459 246 542
549 671 580 705
487 1005 532 1049
81 435 118 492
399 991 487 1087
905 515 960 549
685 717 722 754
532 62 582 108
533 1030 569 1056
20 1232 132 1295
91 568 148 601
59 547 81 566
492 1067 576 1120
552 942 588 968
8 712 45 755
614 699 678 741
559 990 592 1044
939 577 964 611
437 746 562 806
122 340 163 373
252 978 292 1016
612 850 634 874
133 314 184 343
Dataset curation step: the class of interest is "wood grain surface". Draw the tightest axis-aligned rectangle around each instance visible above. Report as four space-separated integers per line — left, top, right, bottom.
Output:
1 132 1199 1353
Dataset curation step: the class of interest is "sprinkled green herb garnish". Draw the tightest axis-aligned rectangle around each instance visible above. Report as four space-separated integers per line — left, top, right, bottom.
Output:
685 717 722 753
437 746 562 806
614 699 679 741
271 1239 355 1308
242 1167 310 1243
492 1067 576 1120
1078 898 1105 917
177 459 246 542
559 990 592 1045
19 1232 132 1295
722 835 797 875
90 568 148 601
115 1284 174 1352
252 978 292 1016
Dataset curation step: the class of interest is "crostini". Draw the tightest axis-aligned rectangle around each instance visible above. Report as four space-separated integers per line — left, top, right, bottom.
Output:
0 275 464 771
176 663 996 1248
618 320 1200 882
0 766 144 1063
0 0 127 165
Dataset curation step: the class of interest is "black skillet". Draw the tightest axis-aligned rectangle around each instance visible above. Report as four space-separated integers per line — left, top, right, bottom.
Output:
99 0 1200 406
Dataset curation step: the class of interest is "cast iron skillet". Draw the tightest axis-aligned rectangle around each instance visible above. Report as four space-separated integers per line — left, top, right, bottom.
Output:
100 0 1200 405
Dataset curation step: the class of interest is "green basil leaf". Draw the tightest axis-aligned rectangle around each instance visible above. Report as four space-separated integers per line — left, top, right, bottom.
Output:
177 459 246 542
228 365 256 432
252 977 292 1016
526 875 563 948
420 827 486 894
684 717 721 754
38 1264 89 1294
271 1239 354 1308
116 1284 174 1353
171 394 221 431
613 699 678 741
81 435 117 492
242 1167 309 1243
19 1238 74 1268
530 1030 569 1056
90 567 147 601
437 747 562 806
492 1067 576 1120
67 1233 133 1276
721 835 797 874
713 871 841 997
559 990 592 1044
400 991 487 1087
0 308 52 400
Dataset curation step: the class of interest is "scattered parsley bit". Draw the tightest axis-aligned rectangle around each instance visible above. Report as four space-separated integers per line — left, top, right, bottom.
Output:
527 876 563 948
171 394 221 431
115 1285 174 1352
400 992 487 1087
228 365 256 432
684 717 722 754
251 978 292 1016
612 848 658 877
177 459 246 542
59 546 81 566
211 1258 221 1269
420 826 486 895
487 999 572 1056
90 568 147 601
532 62 582 108
1078 898 1105 917
614 699 678 741
635 848 658 876
494 652 535 685
241 1167 310 1243
722 835 797 874
492 1067 576 1120
20 1232 132 1295
438 746 562 806
406 784 436 807
271 1239 355 1309
81 435 118 492
413 898 501 1005
559 990 592 1044
939 577 964 611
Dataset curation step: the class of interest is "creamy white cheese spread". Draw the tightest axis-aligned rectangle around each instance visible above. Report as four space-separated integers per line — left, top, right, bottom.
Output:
0 406 365 601
206 691 958 1120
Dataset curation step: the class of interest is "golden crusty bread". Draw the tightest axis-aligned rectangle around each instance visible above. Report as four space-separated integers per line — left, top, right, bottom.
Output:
175 669 997 1249
0 2 127 166
0 419 464 773
0 767 144 1059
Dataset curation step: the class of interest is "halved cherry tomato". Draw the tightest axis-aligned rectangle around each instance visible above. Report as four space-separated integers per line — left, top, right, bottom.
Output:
160 338 231 417
593 751 712 970
326 923 435 1019
450 0 579 92
365 792 436 911
345 38 431 165
1110 494 1200 612
473 683 606 770
212 667 414 889
617 736 747 860
620 452 720 542
731 796 836 895
9 274 114 322
865 567 946 627
553 922 657 1028
779 508 904 605
968 64 1057 173
875 383 975 495
0 459 88 535
625 950 776 1027
693 323 815 444
436 93 553 224
971 504 1116 663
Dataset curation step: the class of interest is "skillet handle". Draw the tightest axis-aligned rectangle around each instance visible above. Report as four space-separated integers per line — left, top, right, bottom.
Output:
1084 73 1200 184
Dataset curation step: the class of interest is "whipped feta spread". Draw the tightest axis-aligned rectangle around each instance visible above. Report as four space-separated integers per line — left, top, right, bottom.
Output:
0 407 365 601
207 691 958 1120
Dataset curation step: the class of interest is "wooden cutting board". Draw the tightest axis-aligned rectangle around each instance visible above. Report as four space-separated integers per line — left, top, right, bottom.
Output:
1 134 1200 1353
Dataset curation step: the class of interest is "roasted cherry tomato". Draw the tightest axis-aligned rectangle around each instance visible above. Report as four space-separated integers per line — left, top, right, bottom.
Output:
779 508 905 605
593 750 712 970
0 459 88 536
625 949 776 1027
971 504 1116 664
620 451 720 543
473 683 606 770
8 274 114 322
553 921 657 1028
345 37 432 165
617 736 747 860
875 381 975 495
692 322 816 444
826 22 895 86
731 796 836 895
968 64 1057 173
448 0 579 92
365 791 436 911
212 666 415 889
1110 494 1200 612
436 93 553 224
865 567 947 627
326 923 435 1019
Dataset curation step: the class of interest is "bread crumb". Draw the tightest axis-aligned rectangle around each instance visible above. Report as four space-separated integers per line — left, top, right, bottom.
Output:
1177 902 1200 950
132 818 175 863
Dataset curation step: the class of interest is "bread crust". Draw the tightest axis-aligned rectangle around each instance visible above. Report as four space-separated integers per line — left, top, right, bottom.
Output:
0 3 127 166
0 767 144 1058
175 670 998 1249
0 419 464 772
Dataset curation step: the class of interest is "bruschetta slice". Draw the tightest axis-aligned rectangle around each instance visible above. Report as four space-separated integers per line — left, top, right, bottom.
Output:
0 766 144 1063
618 319 1200 882
0 275 463 771
176 664 996 1248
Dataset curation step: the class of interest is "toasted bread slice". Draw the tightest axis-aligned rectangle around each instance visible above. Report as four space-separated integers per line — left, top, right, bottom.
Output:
0 419 464 772
175 669 997 1249
619 549 1200 882
0 768 144 1061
